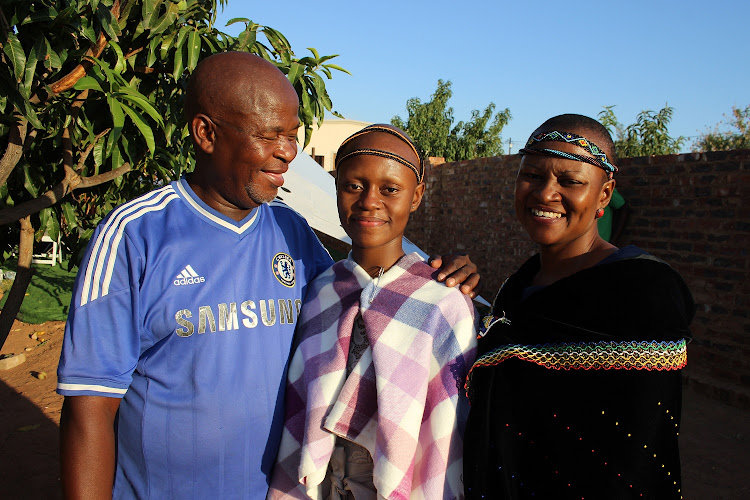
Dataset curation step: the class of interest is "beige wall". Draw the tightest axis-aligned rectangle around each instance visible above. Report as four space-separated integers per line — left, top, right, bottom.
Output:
298 119 372 171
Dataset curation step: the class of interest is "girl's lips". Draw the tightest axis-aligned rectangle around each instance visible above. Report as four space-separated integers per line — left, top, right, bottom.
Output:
352 217 386 227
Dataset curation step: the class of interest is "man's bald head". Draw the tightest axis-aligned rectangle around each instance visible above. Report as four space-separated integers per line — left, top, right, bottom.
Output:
185 52 299 126
184 52 302 220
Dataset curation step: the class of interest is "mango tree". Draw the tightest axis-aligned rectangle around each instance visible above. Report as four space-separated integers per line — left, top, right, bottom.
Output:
0 0 348 347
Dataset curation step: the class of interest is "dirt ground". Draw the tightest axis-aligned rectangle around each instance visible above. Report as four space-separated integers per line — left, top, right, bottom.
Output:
1 320 748 499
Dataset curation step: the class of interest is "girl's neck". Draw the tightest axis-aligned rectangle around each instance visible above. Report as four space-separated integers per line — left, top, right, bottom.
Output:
352 246 406 278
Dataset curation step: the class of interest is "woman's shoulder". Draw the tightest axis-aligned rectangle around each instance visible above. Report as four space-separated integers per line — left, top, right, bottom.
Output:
597 246 686 285
590 247 695 326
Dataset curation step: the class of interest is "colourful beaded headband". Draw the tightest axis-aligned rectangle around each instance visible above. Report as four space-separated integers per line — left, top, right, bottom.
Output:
335 125 424 183
519 130 618 179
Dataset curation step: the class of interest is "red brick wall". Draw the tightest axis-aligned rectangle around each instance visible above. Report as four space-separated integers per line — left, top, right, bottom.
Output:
406 150 750 406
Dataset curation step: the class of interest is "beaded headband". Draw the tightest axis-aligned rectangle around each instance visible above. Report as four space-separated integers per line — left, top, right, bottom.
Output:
335 125 424 183
519 130 618 179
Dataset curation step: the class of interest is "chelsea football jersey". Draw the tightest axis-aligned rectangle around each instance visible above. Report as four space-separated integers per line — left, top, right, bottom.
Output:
58 177 333 498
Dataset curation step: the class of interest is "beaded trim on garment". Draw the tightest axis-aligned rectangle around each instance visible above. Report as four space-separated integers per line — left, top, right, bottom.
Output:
466 339 687 394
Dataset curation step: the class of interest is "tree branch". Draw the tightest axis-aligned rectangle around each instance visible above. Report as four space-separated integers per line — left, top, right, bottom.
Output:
77 162 132 189
0 117 28 187
61 90 90 174
0 7 10 41
47 0 122 95
0 0 123 197
76 128 111 171
0 216 34 350
0 162 132 226
23 127 37 154
124 46 143 59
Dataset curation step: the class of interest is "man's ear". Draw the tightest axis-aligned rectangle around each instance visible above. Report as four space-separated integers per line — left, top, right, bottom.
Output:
410 182 426 213
191 114 216 154
599 178 616 208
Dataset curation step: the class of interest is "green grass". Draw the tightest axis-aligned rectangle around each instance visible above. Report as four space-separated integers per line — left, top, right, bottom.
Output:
0 260 78 324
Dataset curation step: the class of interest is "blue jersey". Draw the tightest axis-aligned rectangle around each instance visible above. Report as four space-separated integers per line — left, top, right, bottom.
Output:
57 178 333 499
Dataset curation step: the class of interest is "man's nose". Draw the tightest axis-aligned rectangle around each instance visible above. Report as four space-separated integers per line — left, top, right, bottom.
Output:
275 138 297 163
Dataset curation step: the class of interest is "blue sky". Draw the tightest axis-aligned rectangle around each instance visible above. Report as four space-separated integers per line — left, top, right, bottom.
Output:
216 0 748 153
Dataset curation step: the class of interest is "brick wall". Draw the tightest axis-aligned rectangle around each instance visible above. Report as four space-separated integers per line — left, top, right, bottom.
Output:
406 150 750 407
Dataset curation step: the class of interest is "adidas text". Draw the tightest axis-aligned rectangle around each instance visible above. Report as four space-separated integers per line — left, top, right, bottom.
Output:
174 276 206 286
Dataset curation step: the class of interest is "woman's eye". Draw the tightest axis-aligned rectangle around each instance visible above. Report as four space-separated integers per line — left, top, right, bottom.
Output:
561 178 582 186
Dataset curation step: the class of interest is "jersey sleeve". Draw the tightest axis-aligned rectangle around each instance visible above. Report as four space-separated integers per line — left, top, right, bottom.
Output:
57 218 143 398
308 231 334 279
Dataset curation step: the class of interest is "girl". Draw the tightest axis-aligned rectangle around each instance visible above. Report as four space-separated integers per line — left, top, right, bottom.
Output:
268 124 477 499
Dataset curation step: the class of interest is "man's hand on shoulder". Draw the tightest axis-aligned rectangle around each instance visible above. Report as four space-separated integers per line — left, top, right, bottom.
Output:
429 253 480 298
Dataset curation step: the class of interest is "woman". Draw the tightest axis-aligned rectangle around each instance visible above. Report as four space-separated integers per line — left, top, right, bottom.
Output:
268 124 477 499
463 114 694 499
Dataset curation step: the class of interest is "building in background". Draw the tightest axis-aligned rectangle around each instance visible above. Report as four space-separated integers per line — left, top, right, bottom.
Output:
298 118 372 171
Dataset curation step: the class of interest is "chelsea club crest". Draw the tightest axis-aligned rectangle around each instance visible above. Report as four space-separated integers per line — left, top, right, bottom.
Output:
272 253 296 288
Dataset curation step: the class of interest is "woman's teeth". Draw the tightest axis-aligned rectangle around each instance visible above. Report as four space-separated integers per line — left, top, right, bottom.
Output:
531 208 562 219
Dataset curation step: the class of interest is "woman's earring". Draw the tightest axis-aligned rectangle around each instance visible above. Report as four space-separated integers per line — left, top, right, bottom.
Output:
595 208 605 219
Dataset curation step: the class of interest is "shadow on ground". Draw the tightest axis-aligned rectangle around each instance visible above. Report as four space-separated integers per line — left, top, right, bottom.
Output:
0 379 61 499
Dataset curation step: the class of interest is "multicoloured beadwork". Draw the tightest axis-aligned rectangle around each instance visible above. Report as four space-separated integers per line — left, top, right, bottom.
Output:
466 339 687 393
520 130 618 179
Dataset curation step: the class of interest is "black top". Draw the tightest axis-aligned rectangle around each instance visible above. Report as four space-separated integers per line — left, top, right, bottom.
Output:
464 247 695 499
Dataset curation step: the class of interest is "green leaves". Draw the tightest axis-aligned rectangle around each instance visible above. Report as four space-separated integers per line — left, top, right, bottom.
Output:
0 0 349 267
61 202 78 229
599 105 685 157
121 104 156 154
187 30 201 71
73 76 105 92
283 48 349 147
392 80 511 161
3 33 26 84
693 105 750 152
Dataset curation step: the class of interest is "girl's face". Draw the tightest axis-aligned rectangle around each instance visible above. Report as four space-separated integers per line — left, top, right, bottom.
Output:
336 133 424 258
515 138 613 254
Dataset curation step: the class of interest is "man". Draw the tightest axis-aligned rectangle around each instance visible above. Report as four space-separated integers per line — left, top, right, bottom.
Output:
58 52 477 499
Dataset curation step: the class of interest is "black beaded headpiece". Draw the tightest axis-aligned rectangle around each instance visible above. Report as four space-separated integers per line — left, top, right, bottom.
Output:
519 130 618 179
335 125 424 183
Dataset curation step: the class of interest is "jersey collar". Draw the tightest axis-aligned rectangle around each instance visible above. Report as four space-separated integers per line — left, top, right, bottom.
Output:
174 177 261 235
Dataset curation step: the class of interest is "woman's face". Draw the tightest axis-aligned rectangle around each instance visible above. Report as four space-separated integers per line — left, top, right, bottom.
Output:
514 141 613 253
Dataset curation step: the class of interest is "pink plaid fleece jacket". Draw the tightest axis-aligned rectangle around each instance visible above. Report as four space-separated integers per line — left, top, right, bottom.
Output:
267 253 477 499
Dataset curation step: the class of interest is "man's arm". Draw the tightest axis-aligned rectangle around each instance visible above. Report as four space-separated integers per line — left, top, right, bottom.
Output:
60 395 122 499
429 253 480 298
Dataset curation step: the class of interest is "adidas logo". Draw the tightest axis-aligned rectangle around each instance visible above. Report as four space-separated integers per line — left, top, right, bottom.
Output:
173 265 206 286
